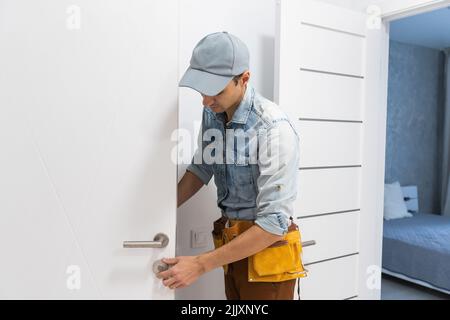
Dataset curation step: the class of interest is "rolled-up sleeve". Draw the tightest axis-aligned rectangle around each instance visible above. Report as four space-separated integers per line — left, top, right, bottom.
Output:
254 120 300 236
186 122 214 185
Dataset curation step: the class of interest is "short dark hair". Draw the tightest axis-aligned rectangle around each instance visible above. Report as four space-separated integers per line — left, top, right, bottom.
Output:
232 73 245 85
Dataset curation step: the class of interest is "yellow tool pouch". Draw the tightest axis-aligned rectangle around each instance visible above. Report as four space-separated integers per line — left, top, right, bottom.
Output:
248 222 308 282
212 217 255 275
211 216 308 282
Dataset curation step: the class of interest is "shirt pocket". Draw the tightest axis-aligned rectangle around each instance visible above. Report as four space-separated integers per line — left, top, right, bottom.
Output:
229 163 254 186
229 163 255 203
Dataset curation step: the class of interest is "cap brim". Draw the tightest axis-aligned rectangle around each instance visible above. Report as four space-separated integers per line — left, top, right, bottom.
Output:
179 68 233 96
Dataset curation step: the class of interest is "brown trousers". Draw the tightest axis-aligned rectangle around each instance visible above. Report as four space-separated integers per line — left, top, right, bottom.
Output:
213 216 297 300
224 257 297 300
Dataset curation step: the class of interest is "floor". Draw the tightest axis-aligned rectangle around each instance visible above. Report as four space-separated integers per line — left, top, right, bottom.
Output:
381 274 450 300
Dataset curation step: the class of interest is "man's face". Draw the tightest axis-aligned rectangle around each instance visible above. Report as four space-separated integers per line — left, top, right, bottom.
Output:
201 71 250 115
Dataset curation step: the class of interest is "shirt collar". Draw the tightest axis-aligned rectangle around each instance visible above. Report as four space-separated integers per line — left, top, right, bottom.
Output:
211 85 254 125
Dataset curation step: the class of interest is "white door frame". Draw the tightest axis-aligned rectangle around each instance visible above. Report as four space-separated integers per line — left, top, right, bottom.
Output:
381 0 450 22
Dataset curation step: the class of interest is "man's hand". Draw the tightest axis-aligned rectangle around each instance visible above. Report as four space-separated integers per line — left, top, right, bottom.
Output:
156 225 283 290
156 256 206 290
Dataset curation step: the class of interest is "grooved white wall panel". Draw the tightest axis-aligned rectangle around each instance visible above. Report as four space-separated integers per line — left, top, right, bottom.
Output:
297 212 359 264
296 167 361 217
296 70 364 121
277 0 385 300
299 24 366 76
298 121 362 167
299 254 359 300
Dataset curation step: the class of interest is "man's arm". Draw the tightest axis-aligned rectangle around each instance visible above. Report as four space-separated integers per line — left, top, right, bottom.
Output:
158 224 283 289
196 224 283 272
177 171 205 208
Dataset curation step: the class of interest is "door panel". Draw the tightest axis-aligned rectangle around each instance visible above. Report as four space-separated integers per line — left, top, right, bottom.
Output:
0 0 178 299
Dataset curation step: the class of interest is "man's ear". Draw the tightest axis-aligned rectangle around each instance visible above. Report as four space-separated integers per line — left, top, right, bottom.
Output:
241 70 251 86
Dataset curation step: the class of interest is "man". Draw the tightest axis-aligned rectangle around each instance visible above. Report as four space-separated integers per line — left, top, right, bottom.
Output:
157 32 301 300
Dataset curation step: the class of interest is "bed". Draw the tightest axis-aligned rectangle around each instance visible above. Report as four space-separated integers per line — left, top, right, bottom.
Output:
382 186 450 295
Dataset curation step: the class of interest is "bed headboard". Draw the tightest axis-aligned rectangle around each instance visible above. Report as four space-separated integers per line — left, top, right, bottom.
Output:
401 185 419 213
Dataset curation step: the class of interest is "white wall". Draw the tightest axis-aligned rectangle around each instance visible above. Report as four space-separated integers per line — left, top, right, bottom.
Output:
176 0 277 300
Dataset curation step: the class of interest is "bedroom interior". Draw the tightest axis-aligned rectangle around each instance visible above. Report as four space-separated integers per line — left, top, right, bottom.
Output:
381 5 450 300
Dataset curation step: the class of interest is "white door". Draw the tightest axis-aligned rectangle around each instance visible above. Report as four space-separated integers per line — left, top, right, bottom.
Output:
0 0 178 299
275 0 386 300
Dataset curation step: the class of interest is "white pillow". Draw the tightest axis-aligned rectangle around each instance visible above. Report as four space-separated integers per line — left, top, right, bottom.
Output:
384 181 412 220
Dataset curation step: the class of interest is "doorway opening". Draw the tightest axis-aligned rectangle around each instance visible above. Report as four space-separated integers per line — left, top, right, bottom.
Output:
380 4 450 300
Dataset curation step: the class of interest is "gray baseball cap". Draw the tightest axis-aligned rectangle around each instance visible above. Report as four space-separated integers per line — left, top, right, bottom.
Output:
179 32 250 96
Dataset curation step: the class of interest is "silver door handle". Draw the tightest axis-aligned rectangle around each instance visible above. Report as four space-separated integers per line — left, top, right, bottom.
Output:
302 240 316 247
123 233 169 248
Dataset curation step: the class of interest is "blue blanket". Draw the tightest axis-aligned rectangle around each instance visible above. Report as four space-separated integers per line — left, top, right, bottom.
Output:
382 212 450 292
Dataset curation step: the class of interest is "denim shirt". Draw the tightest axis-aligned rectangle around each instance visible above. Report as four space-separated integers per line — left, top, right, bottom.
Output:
187 85 300 236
